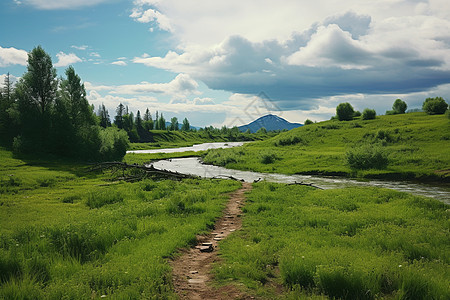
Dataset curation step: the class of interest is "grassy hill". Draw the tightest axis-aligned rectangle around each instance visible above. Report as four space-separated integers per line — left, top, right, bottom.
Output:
203 112 450 181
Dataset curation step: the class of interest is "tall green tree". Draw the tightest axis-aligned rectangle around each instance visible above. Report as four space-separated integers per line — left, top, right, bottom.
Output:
0 73 16 145
114 103 125 129
14 46 58 152
423 97 448 115
97 104 111 128
181 117 190 131
169 117 179 131
136 110 143 130
158 113 166 130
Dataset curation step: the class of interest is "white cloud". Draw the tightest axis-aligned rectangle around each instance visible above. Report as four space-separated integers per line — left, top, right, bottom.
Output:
0 46 28 67
131 8 450 111
54 52 82 67
71 45 89 50
85 73 200 97
130 6 173 32
90 52 101 58
19 0 109 10
111 61 127 66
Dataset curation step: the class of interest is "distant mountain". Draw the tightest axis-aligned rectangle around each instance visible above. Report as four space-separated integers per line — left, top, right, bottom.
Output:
238 114 303 133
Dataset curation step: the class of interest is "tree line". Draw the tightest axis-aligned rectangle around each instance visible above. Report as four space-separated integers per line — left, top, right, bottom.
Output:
0 46 128 161
97 103 192 143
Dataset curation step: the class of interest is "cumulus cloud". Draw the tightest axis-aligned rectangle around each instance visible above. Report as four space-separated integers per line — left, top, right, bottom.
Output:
18 0 109 10
131 8 450 111
86 73 200 97
0 46 28 67
54 52 82 67
130 4 173 32
111 61 127 66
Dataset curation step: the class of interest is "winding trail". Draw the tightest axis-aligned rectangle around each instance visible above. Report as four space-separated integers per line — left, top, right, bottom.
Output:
171 182 254 300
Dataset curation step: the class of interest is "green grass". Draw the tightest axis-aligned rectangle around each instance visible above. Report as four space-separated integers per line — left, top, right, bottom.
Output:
0 147 241 298
214 182 450 299
203 113 450 181
129 129 276 150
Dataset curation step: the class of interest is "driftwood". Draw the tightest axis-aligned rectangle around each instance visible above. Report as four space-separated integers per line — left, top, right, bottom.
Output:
89 162 199 182
288 181 324 190
211 175 244 182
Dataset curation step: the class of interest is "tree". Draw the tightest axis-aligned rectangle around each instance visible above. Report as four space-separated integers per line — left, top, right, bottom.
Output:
169 117 178 131
362 108 376 120
392 99 407 114
0 73 16 145
114 103 125 128
158 113 166 130
304 119 313 125
136 110 143 130
181 117 190 131
422 97 448 115
336 102 355 121
97 104 111 128
13 46 58 152
143 108 152 122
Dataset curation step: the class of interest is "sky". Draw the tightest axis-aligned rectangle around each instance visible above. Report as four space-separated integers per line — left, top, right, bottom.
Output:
1 0 450 127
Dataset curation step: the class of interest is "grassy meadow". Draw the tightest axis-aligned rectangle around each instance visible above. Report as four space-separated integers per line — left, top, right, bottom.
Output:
214 182 449 299
0 147 241 298
203 112 450 181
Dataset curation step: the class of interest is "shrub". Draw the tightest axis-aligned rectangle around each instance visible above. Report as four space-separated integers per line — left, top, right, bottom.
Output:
99 127 129 161
422 97 448 115
304 119 314 125
336 103 355 121
353 111 361 118
260 152 278 164
275 136 303 146
362 109 376 120
346 144 389 170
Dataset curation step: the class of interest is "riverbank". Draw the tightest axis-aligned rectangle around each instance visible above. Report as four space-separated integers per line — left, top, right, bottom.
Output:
202 113 450 182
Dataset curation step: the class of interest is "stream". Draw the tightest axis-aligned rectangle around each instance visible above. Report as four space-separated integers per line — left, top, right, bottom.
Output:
134 142 449 204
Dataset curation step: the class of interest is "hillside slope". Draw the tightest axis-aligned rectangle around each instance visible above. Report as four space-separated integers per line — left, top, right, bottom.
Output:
204 113 450 181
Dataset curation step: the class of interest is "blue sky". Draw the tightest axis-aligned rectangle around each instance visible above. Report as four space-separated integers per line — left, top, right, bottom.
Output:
1 0 450 127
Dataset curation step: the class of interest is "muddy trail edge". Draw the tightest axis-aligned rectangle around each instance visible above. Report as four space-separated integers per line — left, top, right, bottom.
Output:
171 182 254 300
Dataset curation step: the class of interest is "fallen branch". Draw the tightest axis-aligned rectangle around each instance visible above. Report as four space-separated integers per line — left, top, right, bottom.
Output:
287 181 324 189
88 162 199 181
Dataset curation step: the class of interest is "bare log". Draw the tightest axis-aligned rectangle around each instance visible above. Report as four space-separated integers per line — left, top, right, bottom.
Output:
287 181 324 189
88 162 199 181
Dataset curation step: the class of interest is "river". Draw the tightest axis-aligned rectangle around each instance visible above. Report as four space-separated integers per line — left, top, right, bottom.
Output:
135 142 450 204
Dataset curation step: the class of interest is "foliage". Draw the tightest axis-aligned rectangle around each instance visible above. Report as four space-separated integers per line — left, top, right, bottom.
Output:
214 182 449 299
336 102 355 121
393 99 407 114
362 108 376 120
304 119 314 125
346 144 389 170
99 127 129 161
0 147 240 298
1 46 128 162
422 97 448 115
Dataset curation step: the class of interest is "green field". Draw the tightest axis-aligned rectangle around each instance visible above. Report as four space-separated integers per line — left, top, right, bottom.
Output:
0 148 240 298
203 113 450 181
214 182 449 299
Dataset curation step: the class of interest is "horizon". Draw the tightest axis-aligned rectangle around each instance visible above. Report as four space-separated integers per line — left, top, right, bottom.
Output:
1 0 449 127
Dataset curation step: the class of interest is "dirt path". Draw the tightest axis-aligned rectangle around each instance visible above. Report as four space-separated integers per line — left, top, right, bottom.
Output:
171 182 254 300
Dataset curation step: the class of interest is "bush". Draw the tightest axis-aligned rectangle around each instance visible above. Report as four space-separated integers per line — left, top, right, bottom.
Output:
353 111 361 118
336 103 355 121
304 119 314 125
422 97 448 115
362 109 376 120
393 99 407 114
346 144 389 170
275 136 303 146
99 127 129 161
260 152 278 164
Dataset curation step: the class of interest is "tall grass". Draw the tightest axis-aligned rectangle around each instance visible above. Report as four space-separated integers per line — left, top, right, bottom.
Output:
214 182 450 299
0 147 241 298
